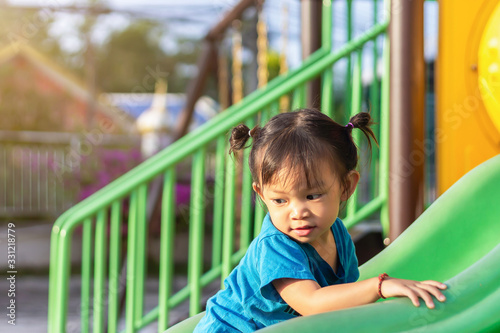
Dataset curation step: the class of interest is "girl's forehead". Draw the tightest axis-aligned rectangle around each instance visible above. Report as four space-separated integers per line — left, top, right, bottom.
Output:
264 162 339 191
264 178 324 193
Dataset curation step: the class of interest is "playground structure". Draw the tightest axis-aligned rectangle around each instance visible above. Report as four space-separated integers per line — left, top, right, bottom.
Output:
436 0 500 194
47 0 500 332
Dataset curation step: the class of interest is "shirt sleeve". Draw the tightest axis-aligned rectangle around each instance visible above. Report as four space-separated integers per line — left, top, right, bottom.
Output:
257 235 316 302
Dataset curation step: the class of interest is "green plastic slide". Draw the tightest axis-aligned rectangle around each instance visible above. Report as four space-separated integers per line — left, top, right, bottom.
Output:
166 154 500 332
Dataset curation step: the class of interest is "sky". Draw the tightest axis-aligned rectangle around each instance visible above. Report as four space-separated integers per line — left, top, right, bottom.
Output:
5 0 438 71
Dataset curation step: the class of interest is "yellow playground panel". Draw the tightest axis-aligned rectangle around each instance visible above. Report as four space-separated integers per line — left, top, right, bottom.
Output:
437 0 500 195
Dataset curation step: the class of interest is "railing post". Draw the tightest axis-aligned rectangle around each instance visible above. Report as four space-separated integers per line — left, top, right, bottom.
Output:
108 201 123 333
93 210 107 333
158 168 176 332
48 225 61 332
212 136 226 268
53 228 73 332
188 148 206 315
222 151 236 284
81 218 92 333
125 190 138 333
134 184 148 325
240 118 255 250
347 49 363 217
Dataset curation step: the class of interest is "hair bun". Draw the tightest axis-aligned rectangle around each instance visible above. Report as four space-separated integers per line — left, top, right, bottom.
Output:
347 112 378 148
229 124 253 154
349 112 371 128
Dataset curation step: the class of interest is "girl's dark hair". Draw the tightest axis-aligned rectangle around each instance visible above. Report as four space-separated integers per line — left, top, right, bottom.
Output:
229 108 377 189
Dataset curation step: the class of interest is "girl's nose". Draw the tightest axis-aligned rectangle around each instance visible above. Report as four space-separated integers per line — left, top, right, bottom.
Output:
291 201 309 219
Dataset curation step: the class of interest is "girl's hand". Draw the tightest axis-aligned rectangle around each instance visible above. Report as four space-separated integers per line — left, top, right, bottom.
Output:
380 278 448 309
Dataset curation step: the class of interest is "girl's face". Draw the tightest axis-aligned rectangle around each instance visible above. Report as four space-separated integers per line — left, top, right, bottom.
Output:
254 162 359 249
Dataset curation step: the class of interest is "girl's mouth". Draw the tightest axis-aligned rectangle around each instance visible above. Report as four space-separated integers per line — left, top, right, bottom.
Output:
293 226 315 237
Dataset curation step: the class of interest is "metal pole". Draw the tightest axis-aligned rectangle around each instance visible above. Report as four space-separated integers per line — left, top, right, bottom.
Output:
389 0 425 242
301 0 322 109
174 41 217 140
175 0 255 140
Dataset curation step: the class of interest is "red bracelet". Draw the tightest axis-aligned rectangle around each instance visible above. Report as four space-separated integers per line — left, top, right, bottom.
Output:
378 273 389 299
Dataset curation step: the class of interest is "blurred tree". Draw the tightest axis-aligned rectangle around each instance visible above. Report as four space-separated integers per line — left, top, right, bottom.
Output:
0 4 215 109
267 49 281 82
0 6 67 68
94 20 202 94
95 20 170 93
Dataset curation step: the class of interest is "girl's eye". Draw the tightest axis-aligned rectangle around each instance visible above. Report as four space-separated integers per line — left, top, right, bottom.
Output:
307 194 322 200
272 199 286 204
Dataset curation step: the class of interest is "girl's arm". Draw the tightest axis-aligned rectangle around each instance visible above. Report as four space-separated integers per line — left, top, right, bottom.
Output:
272 277 447 316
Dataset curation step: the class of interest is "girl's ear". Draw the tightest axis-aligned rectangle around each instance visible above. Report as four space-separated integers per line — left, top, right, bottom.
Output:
341 170 360 201
252 182 264 200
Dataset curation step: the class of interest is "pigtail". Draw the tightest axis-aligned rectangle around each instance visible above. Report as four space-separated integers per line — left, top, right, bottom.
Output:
229 124 259 155
348 112 378 151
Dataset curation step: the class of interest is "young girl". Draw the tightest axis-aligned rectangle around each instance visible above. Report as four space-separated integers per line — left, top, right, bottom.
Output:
194 109 447 332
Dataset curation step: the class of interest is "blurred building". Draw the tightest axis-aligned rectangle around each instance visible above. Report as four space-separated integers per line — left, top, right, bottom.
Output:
0 42 218 220
103 92 218 135
0 42 136 133
102 88 219 158
0 43 140 219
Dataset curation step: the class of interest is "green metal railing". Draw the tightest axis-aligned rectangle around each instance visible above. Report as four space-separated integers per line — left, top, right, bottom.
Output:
48 1 390 332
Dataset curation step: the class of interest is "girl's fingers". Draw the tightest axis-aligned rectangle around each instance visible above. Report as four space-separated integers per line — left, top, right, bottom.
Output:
421 280 448 290
419 282 447 302
390 279 448 308
412 287 436 309
404 288 421 307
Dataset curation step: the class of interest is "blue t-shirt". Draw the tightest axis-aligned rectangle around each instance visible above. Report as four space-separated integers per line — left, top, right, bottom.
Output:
194 214 359 332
